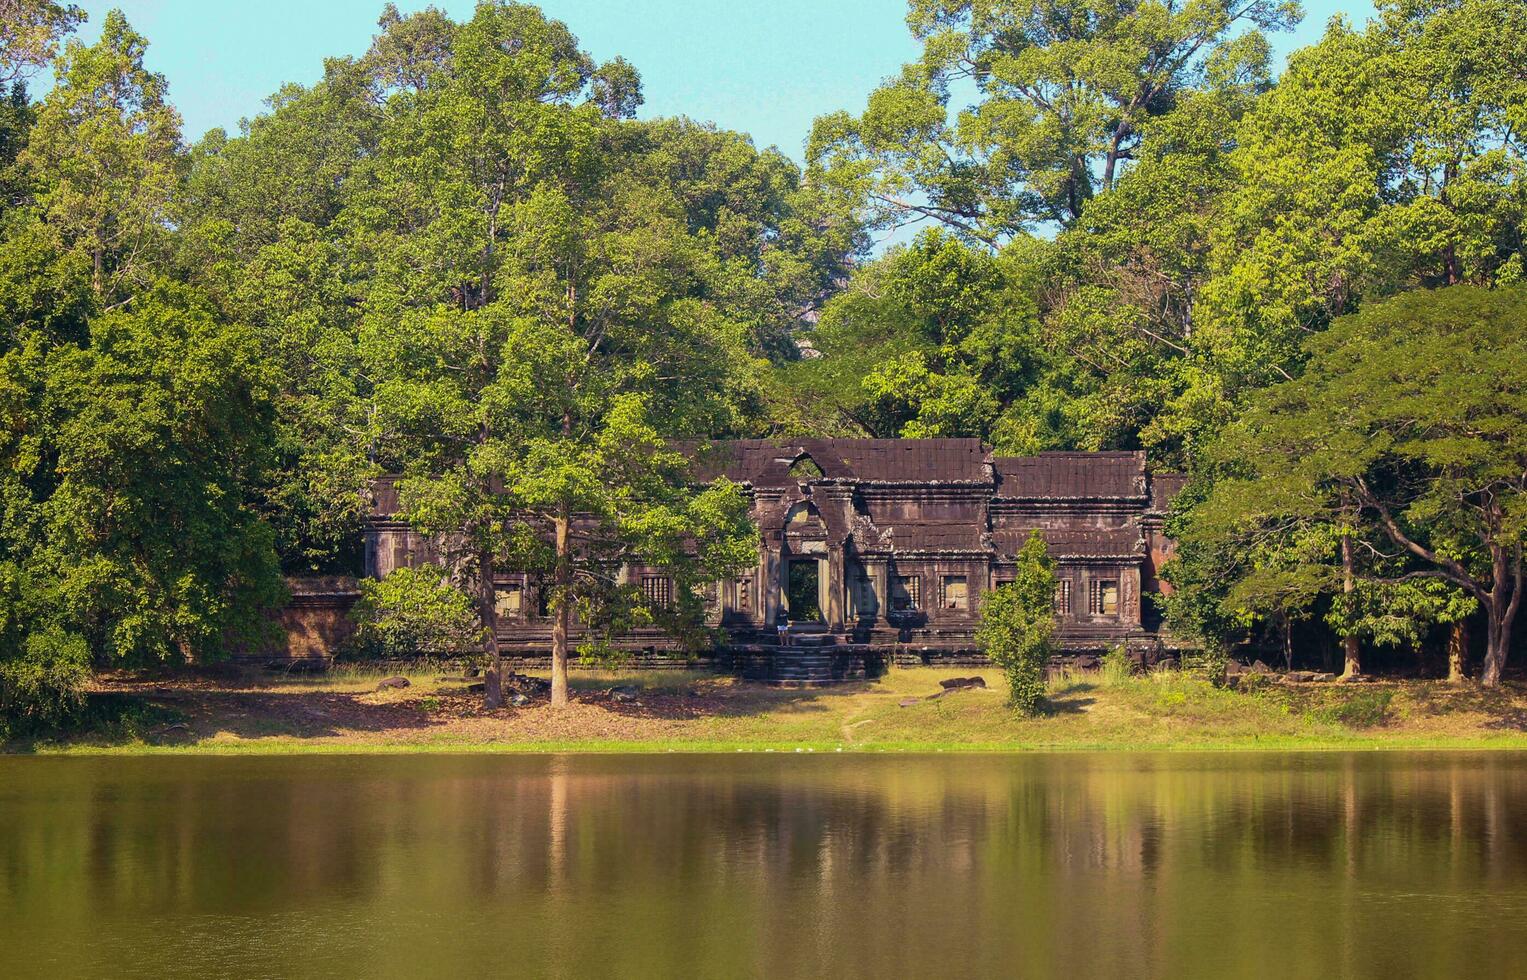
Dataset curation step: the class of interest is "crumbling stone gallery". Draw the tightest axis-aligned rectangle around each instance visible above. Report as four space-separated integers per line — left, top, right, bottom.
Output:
356 439 1184 678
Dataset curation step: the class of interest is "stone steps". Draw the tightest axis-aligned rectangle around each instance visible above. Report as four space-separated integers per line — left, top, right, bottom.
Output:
767 649 867 686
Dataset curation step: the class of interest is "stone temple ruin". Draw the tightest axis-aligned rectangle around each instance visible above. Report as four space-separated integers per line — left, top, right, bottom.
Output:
326 439 1186 683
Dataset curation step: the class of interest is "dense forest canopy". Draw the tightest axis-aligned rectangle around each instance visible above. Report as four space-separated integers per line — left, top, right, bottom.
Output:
0 0 1523 725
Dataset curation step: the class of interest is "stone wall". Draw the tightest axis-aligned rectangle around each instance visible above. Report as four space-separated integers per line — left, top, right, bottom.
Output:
242 577 360 666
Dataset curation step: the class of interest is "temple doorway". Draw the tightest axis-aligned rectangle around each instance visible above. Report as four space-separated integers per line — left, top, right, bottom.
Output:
787 559 823 622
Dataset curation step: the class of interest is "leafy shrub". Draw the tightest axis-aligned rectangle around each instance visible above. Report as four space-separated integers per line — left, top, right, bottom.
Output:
350 567 484 658
1 625 92 735
976 531 1055 715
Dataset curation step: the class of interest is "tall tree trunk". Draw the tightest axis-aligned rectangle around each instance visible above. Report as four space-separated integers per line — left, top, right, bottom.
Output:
550 501 571 708
1480 594 1518 687
479 546 503 709
1282 615 1294 673
1340 533 1361 680
1478 547 1521 689
1481 609 1506 687
1447 619 1470 684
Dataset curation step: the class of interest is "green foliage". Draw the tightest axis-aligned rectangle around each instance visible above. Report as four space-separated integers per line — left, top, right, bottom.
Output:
3 0 1525 721
16 10 181 301
0 623 89 730
0 1 84 85
802 0 1527 469
1163 0 1527 449
350 567 483 658
809 0 1299 238
1100 646 1133 687
779 229 1057 446
310 4 767 680
14 292 285 664
0 15 288 734
1174 286 1526 681
976 530 1057 714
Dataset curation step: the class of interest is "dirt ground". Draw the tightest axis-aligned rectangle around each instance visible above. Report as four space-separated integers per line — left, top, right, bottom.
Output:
21 664 1527 753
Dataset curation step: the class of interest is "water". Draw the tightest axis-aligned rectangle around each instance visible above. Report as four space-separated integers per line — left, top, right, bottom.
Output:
3 753 1527 979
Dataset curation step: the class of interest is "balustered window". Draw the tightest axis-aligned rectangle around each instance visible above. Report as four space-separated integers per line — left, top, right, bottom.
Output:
642 575 672 609
1054 580 1071 616
1090 580 1119 617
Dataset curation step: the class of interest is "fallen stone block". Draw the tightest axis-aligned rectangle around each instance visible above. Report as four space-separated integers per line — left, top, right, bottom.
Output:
376 676 410 691
939 676 987 690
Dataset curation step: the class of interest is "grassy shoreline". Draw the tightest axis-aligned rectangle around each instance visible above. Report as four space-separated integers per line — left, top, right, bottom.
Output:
10 665 1527 756
25 736 1527 757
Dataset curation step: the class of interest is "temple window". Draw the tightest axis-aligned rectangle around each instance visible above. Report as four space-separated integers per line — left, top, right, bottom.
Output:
642 575 673 609
1090 580 1119 617
494 583 523 620
788 455 824 480
942 576 968 611
1054 580 1071 616
736 576 752 612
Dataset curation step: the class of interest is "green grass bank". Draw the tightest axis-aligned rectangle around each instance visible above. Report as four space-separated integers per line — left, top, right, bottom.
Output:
10 664 1527 755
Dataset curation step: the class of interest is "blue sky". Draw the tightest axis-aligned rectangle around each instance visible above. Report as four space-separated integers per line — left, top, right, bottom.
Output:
61 0 1377 160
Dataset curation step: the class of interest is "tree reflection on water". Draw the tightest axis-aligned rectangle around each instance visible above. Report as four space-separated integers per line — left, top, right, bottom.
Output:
1 753 1525 978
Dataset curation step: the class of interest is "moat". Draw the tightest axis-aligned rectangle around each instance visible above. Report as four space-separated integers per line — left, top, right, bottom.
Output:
4 753 1527 978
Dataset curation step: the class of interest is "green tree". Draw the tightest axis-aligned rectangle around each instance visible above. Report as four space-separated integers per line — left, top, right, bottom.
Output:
1 289 285 727
1176 287 1524 685
808 0 1299 240
15 10 182 300
0 0 84 84
780 229 1060 447
174 6 853 581
629 117 863 361
1164 0 1527 451
976 530 1057 713
23 292 283 661
347 3 759 708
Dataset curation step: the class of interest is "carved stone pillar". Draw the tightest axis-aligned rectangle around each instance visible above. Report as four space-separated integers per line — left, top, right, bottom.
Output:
761 535 781 626
1123 567 1142 625
826 546 845 628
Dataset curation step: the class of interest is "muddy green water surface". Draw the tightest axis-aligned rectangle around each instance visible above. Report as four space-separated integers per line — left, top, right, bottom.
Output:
3 752 1527 978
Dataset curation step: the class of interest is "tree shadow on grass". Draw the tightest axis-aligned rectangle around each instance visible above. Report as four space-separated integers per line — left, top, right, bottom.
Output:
1043 688 1097 715
1401 681 1527 732
3 688 443 752
575 682 849 722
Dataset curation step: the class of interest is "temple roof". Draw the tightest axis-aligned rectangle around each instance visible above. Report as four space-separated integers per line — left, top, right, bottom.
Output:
1150 472 1189 512
992 527 1144 560
684 438 991 486
878 522 990 554
991 452 1147 499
